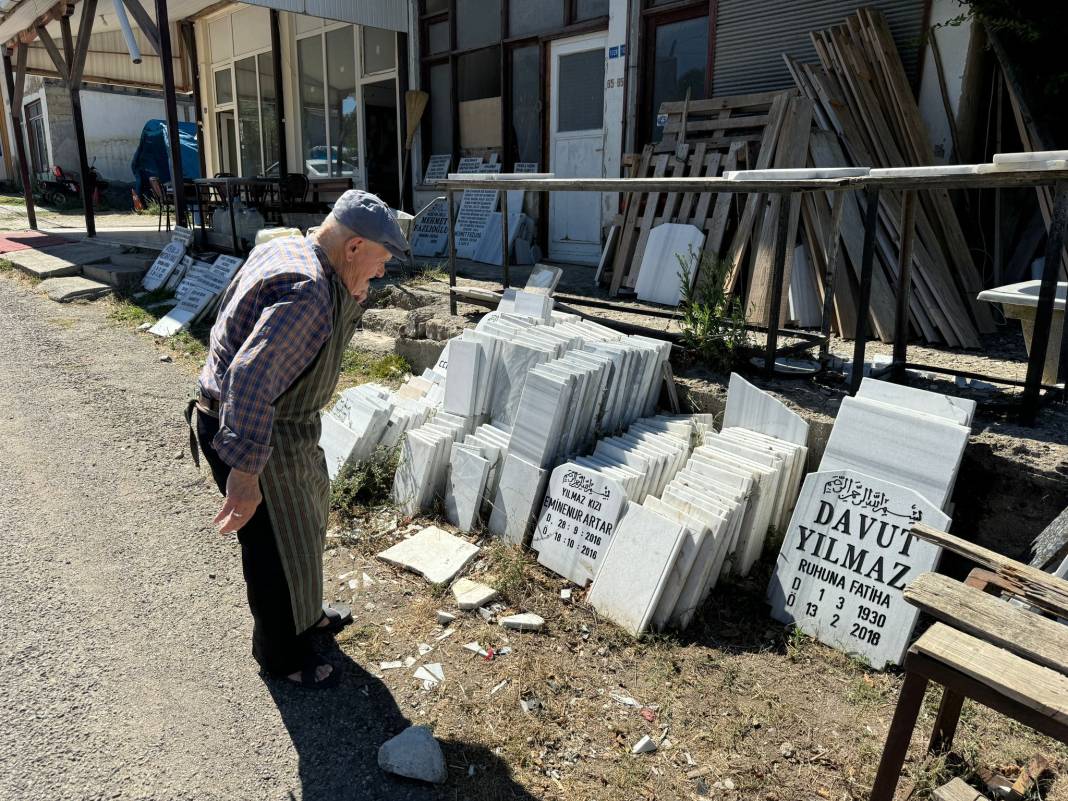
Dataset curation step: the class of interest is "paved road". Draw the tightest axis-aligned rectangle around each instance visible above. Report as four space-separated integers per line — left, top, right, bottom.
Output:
0 277 469 801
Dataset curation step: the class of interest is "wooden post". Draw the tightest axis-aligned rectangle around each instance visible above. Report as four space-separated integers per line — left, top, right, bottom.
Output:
181 21 206 179
59 11 94 237
850 186 880 395
869 669 929 801
155 0 187 226
2 48 37 230
500 186 510 289
818 190 846 362
764 192 794 375
892 190 917 383
1020 181 1068 423
269 10 287 180
447 188 457 316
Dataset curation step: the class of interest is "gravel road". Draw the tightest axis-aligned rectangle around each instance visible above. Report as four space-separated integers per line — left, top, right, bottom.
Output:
0 276 491 801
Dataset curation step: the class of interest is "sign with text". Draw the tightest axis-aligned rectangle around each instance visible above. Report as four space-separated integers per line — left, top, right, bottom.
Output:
532 463 626 586
767 469 947 669
454 163 501 259
423 154 452 184
142 241 186 291
411 197 450 257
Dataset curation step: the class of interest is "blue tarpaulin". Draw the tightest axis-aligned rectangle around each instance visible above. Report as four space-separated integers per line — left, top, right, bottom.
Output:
130 119 200 197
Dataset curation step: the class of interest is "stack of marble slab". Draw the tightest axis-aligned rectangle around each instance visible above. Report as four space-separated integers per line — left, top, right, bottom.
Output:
444 423 512 532
572 416 693 502
392 411 476 516
320 372 440 480
819 377 974 512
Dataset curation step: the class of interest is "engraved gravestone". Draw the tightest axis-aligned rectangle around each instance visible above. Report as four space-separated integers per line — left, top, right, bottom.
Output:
411 198 450 257
455 164 501 259
423 154 452 184
767 469 948 669
142 241 187 291
532 463 626 586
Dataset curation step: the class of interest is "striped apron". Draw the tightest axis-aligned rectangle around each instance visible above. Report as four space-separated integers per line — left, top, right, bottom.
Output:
259 266 362 633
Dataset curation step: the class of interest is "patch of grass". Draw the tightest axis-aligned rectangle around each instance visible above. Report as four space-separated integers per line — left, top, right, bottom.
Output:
330 445 401 521
407 263 449 285
847 674 887 707
336 349 410 394
480 540 548 606
786 625 810 662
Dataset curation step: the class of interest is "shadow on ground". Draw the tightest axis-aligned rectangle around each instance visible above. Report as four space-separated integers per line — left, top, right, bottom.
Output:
266 640 540 801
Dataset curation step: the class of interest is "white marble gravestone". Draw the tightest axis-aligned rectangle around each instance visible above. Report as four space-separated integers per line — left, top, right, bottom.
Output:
767 469 948 669
411 198 450 258
454 163 501 258
423 154 452 184
142 241 187 291
633 223 706 306
532 463 627 586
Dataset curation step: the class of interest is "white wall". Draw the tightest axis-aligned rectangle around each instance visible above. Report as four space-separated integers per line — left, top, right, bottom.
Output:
79 90 193 182
917 0 975 163
601 0 629 227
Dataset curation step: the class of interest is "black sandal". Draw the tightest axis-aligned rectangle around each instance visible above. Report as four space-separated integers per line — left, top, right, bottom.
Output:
314 603 353 636
282 654 340 689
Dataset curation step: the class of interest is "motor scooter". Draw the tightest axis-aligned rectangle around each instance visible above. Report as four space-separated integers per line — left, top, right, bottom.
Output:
37 158 109 207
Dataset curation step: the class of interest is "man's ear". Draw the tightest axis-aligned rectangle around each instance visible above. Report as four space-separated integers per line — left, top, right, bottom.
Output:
345 237 364 261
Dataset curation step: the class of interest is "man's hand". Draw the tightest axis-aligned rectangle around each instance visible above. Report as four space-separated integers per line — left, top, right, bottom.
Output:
214 468 262 534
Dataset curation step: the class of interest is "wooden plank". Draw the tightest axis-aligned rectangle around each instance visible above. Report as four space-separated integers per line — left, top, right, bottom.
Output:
619 152 669 292
802 190 857 337
904 572 1068 675
657 89 785 115
911 523 1068 619
606 145 652 293
676 142 707 223
662 114 772 135
685 150 719 226
654 148 689 227
933 778 989 801
702 144 740 258
724 91 791 290
912 623 1068 726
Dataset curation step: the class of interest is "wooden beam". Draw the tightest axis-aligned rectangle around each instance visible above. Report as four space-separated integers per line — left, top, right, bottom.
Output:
60 11 94 236
70 0 98 88
155 0 186 225
910 523 1068 619
3 49 37 229
904 572 1068 675
34 25 68 83
11 42 28 112
122 0 161 56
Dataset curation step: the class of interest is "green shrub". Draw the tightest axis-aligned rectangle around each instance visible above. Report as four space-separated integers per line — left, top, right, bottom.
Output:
330 445 400 519
676 250 749 372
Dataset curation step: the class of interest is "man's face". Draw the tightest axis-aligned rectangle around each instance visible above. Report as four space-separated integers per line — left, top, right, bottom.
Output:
337 237 391 302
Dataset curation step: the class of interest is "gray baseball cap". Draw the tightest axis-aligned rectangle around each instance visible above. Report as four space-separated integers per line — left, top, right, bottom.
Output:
330 189 410 260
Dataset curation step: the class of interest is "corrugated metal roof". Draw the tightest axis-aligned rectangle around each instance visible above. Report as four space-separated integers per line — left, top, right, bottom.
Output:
243 0 409 31
711 0 925 96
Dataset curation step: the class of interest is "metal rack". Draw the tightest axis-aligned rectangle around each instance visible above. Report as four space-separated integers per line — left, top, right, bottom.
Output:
437 169 1068 423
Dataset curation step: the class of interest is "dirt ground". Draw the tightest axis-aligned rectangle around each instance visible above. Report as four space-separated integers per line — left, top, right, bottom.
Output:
2 250 1066 801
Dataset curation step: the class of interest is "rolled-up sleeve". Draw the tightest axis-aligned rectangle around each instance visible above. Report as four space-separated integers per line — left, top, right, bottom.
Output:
213 275 333 473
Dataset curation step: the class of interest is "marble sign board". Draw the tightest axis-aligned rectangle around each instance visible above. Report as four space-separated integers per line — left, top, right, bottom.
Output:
423 154 452 183
767 469 948 669
142 241 187 291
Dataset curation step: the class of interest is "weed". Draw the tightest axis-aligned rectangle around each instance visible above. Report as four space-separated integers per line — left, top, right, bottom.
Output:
330 445 400 521
786 626 810 662
676 250 749 372
337 350 411 392
481 540 545 605
847 674 886 707
408 263 449 285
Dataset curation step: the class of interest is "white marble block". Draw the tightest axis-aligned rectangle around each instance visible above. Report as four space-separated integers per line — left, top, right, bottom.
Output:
444 444 491 533
722 372 809 446
487 454 548 546
633 223 706 307
377 525 480 585
587 503 687 637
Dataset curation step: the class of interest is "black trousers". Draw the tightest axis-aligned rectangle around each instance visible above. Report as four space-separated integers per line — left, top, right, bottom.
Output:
196 410 316 676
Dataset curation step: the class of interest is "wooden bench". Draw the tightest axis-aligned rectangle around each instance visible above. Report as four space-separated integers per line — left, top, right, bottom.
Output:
870 523 1068 801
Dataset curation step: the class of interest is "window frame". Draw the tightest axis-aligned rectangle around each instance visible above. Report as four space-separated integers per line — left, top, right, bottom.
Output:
208 25 274 176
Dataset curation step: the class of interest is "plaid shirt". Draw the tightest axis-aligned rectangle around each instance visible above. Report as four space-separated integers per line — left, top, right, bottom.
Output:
199 235 335 474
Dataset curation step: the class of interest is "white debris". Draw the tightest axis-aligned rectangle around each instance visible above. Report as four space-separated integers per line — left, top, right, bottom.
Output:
435 627 455 642
378 726 447 784
611 693 641 707
403 656 417 668
413 663 445 689
463 641 490 658
632 735 658 754
499 613 544 632
560 588 572 602
418 643 434 656
489 679 509 696
452 578 499 610
380 660 404 670
436 610 457 625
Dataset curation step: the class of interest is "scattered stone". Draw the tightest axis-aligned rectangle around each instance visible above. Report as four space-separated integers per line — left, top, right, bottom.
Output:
159 355 173 363
780 742 794 758
418 643 433 656
403 656 417 668
519 697 542 714
560 588 572 602
452 577 498 610
377 726 447 784
138 322 152 331
611 693 640 707
377 525 479 585
632 735 657 754
477 606 495 622
380 660 404 670
723 778 736 790
436 610 456 625
434 627 455 642
499 613 545 632
413 663 444 689
489 679 508 696
464 641 489 658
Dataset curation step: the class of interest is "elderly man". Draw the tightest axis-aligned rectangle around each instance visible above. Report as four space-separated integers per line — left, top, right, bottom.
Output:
190 190 409 688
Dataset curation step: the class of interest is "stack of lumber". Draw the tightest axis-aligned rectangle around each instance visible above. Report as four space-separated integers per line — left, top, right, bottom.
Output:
604 90 792 296
786 7 994 347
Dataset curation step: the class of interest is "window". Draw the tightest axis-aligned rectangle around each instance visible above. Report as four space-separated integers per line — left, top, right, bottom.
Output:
235 56 262 175
648 15 708 141
456 0 500 50
297 34 328 176
457 47 500 101
510 45 541 163
214 68 233 105
24 100 47 174
575 0 609 20
428 62 452 155
326 27 359 176
557 50 604 132
427 21 449 54
422 0 447 13
509 0 564 38
362 27 396 74
258 53 278 174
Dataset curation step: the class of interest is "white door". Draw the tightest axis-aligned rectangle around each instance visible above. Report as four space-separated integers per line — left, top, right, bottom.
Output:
549 32 607 265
